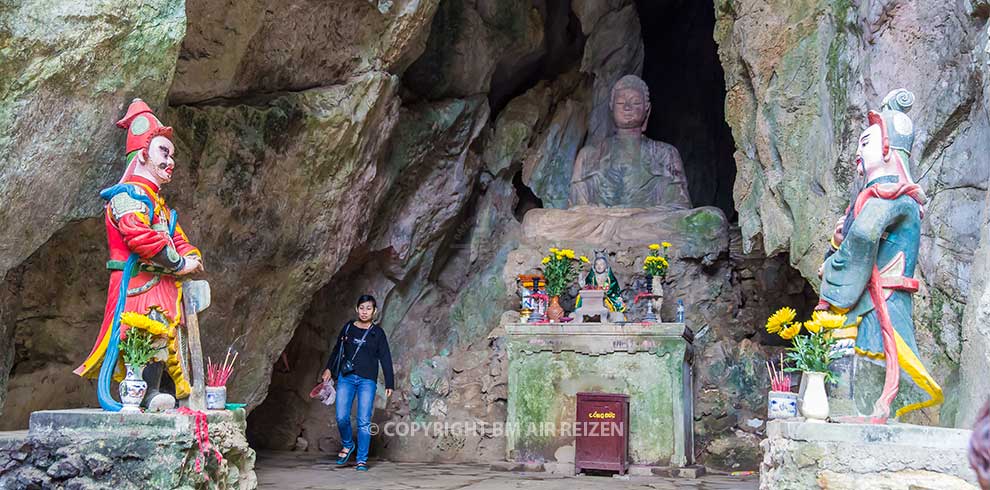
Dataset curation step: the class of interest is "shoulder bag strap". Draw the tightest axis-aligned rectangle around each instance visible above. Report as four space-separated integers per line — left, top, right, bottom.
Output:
348 323 373 362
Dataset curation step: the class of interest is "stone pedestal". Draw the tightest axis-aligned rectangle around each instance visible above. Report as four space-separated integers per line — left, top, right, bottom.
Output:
505 322 693 467
761 420 978 489
826 351 933 420
573 289 609 323
0 409 256 490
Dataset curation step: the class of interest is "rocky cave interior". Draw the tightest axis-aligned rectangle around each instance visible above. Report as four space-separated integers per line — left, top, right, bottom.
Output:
20 0 990 473
240 0 808 465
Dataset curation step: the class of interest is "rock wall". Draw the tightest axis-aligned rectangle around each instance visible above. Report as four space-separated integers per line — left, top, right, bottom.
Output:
3 0 990 471
715 0 990 426
0 0 186 415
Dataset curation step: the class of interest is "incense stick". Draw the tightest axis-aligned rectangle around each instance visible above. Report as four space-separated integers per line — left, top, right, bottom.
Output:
207 349 238 387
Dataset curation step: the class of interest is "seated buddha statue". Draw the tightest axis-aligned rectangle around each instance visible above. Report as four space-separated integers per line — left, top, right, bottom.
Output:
569 74 692 209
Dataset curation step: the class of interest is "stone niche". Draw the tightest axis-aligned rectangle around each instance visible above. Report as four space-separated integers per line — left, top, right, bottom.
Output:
0 409 256 490
505 323 693 468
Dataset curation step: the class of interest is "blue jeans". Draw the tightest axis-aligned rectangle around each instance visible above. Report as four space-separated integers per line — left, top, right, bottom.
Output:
335 374 376 463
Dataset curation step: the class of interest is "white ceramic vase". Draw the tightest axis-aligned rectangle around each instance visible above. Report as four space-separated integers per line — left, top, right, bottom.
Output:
119 364 147 413
800 371 829 422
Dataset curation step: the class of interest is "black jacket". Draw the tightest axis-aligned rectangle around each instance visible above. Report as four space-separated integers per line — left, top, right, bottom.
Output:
325 321 395 389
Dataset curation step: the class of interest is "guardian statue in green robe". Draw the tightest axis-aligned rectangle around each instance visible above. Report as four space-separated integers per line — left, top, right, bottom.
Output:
818 89 942 423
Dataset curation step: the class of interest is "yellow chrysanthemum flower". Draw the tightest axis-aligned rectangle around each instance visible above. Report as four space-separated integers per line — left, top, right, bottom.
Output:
563 249 575 259
804 320 822 334
556 254 564 260
549 247 559 253
541 256 550 265
812 310 847 330
662 242 672 248
765 306 797 334
649 243 661 250
779 322 801 340
580 256 589 263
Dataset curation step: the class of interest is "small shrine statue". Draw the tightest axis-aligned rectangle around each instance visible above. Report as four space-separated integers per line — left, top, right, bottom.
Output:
569 74 691 209
576 250 626 319
818 89 942 422
74 99 204 412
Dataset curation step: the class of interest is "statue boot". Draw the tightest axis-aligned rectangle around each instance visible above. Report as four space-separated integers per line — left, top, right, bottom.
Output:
141 361 176 412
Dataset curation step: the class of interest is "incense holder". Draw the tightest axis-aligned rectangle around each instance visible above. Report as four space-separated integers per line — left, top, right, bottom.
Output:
768 390 798 419
206 386 227 410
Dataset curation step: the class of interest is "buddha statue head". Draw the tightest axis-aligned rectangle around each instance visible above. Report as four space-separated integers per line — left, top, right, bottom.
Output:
610 74 651 133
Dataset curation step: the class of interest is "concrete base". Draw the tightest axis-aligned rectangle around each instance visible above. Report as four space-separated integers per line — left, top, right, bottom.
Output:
761 420 978 489
505 323 694 467
0 408 256 490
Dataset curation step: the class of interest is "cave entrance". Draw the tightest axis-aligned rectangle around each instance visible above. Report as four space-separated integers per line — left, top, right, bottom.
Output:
635 0 737 221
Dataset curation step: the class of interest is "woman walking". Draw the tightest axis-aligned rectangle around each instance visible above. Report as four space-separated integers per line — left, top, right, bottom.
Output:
322 295 394 471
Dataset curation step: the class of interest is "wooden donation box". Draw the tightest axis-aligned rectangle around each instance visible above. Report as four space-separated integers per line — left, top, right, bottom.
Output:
575 392 629 475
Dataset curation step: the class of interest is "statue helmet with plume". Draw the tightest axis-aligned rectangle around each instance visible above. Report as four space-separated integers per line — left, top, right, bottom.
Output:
115 98 173 184
867 88 916 184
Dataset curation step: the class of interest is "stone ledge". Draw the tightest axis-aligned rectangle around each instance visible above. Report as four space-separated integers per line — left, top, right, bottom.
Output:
761 420 977 489
649 465 707 478
29 408 242 435
505 322 687 337
2 409 256 489
766 419 972 450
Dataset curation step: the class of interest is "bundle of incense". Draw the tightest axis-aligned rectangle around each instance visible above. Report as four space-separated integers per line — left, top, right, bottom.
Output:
766 355 791 392
207 349 239 387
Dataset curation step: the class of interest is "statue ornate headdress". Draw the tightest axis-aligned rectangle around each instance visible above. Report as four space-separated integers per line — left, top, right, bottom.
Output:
867 89 916 184
115 98 173 183
593 249 609 267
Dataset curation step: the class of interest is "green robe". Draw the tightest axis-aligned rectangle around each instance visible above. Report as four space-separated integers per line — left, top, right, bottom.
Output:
576 269 626 312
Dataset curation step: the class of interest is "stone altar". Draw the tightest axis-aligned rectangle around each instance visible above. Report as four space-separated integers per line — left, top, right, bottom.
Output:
0 409 256 489
505 323 693 468
761 420 978 489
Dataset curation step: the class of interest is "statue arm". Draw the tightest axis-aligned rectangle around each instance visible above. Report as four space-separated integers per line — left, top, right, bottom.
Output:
109 193 167 259
820 199 899 309
569 146 595 206
666 146 692 208
108 189 186 270
173 223 202 259
116 213 183 269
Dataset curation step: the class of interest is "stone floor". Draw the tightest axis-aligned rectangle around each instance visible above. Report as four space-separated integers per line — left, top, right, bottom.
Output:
256 452 759 489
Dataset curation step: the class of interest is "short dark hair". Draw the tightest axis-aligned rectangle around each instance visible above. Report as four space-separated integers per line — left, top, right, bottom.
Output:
356 295 377 309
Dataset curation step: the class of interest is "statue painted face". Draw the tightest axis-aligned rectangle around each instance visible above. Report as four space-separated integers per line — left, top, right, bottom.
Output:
855 124 885 177
594 257 608 274
138 135 176 185
611 87 650 131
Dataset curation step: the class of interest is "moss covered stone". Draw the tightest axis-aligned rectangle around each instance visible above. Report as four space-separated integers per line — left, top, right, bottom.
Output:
506 323 693 466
